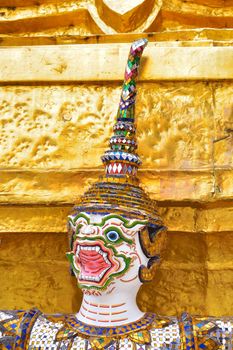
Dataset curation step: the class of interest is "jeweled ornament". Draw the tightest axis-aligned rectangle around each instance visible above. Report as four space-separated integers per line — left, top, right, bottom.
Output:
0 39 232 350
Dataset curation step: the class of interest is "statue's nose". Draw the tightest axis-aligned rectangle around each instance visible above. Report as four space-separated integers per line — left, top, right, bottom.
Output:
81 225 96 235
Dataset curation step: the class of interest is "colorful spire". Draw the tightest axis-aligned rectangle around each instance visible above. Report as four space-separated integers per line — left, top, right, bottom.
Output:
101 38 148 179
75 38 164 228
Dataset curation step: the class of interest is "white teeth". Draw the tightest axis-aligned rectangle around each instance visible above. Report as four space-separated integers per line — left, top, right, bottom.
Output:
77 245 110 258
98 267 110 279
103 254 111 265
79 266 111 283
80 275 101 282
78 245 103 252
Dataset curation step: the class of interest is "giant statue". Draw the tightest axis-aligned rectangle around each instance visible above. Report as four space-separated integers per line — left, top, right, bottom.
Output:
0 39 232 350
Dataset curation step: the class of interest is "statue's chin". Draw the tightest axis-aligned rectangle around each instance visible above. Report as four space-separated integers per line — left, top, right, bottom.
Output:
77 268 142 296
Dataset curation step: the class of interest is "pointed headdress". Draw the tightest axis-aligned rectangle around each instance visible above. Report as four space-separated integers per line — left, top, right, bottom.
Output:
75 39 164 229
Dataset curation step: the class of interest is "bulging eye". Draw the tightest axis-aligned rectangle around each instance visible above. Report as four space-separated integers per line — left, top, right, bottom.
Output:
106 230 120 242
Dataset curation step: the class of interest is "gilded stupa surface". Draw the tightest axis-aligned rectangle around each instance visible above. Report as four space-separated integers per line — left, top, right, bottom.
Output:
0 38 232 350
0 0 232 322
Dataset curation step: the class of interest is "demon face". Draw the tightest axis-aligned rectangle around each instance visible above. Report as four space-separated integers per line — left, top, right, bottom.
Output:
66 212 149 293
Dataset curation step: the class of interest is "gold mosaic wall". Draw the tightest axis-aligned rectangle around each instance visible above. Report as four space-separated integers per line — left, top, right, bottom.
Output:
0 0 232 316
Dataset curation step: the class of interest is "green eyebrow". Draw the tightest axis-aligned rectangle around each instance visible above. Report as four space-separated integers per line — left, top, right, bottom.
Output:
69 213 148 229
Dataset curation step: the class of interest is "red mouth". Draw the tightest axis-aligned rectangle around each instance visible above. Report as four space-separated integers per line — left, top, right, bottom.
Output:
73 241 118 284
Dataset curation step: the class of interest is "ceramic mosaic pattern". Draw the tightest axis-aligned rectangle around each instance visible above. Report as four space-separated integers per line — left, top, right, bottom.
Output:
0 310 232 349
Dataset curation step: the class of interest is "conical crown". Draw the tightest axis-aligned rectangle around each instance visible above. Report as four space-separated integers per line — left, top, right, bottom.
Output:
75 39 164 228
101 38 147 179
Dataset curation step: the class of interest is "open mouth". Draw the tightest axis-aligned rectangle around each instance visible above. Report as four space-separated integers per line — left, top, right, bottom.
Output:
74 241 118 285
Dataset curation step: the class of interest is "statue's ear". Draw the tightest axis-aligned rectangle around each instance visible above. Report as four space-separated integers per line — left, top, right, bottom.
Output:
139 225 167 258
148 225 167 243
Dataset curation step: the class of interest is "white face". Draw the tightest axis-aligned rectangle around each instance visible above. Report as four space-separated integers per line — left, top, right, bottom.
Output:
67 213 149 294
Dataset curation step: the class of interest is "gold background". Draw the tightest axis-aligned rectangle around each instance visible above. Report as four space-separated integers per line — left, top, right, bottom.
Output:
0 0 233 316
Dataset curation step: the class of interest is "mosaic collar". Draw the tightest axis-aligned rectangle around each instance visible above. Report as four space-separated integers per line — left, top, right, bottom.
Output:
65 312 156 337
55 313 156 347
